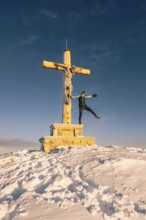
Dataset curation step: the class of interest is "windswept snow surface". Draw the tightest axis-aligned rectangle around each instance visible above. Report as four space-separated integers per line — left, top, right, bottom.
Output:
0 145 146 220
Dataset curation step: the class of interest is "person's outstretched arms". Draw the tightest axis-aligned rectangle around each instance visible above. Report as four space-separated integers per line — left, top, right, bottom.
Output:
85 94 92 98
85 93 98 98
71 95 80 99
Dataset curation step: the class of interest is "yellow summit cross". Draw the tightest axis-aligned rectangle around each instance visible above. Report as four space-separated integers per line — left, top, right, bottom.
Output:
42 50 90 124
39 49 95 152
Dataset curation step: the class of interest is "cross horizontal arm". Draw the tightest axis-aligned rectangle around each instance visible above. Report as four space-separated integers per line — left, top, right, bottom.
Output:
42 61 65 71
43 60 90 75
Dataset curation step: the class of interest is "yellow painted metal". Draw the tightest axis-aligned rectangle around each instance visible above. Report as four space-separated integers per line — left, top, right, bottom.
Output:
43 61 65 71
42 50 91 125
64 50 71 67
42 137 95 153
43 61 90 75
63 50 72 124
39 123 95 153
50 123 83 137
75 67 90 75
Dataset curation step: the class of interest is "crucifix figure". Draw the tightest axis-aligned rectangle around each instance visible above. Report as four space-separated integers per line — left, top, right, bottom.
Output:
43 50 90 124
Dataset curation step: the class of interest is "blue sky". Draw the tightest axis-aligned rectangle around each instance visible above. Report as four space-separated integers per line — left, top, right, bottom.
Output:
0 0 146 152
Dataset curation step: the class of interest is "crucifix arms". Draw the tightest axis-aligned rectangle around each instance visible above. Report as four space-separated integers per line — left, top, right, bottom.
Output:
53 63 76 77
42 60 90 75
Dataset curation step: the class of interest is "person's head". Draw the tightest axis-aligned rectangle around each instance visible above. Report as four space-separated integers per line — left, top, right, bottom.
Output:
81 91 85 96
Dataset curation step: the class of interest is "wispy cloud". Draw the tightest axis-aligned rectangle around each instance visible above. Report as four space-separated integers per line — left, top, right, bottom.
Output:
90 1 119 17
21 35 39 45
41 9 58 19
90 2 109 16
79 42 121 68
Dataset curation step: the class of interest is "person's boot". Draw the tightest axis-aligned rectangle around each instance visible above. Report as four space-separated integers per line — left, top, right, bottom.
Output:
95 115 100 119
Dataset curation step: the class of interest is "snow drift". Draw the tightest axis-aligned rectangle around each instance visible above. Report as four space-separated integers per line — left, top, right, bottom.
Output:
0 145 146 220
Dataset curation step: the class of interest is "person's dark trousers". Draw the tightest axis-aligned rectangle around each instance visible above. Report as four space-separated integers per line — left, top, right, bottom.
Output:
79 108 83 124
79 105 97 124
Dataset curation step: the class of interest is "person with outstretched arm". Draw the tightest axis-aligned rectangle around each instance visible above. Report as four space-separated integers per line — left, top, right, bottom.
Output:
72 91 100 124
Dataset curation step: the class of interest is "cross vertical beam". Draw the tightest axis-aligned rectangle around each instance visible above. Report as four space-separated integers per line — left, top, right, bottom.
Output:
63 50 72 124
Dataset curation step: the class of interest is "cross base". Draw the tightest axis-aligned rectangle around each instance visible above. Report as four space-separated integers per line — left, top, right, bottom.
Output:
39 123 95 152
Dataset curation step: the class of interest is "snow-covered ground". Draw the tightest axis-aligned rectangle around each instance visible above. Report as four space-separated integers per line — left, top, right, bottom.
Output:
0 145 146 220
